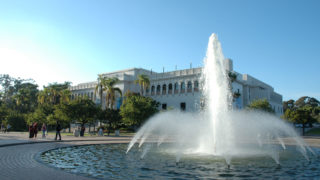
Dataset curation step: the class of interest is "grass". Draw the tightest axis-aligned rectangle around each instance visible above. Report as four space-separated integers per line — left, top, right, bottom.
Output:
305 128 320 136
46 131 136 137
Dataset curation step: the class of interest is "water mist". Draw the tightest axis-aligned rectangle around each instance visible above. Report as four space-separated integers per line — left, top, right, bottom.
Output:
126 33 314 165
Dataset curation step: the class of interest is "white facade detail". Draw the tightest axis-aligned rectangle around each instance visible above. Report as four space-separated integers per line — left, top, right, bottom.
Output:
69 59 283 116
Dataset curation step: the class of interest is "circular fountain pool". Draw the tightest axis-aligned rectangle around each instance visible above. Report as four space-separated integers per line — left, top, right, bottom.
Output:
41 143 320 179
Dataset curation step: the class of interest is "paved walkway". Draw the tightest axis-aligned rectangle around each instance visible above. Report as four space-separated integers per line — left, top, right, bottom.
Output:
0 132 133 180
0 132 319 180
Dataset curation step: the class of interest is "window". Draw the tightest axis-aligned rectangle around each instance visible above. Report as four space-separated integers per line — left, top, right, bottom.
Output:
162 103 167 110
174 82 179 94
168 83 173 94
151 85 155 95
162 84 167 95
146 87 150 94
180 82 185 93
156 85 161 95
187 81 192 92
194 81 199 92
180 102 186 111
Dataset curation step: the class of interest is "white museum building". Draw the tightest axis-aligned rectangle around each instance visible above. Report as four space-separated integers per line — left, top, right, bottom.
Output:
69 59 283 116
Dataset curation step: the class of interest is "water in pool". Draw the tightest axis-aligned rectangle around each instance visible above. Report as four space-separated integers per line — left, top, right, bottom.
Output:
41 143 319 179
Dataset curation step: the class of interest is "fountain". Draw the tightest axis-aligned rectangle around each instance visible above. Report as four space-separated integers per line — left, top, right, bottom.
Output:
126 33 314 165
41 34 319 179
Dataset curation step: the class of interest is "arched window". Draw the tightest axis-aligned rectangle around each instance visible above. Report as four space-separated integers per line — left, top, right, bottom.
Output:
168 83 173 94
146 86 150 94
71 94 74 100
187 81 192 92
174 82 179 94
156 85 161 95
194 81 199 92
91 92 94 99
180 82 185 93
162 84 167 95
151 85 155 95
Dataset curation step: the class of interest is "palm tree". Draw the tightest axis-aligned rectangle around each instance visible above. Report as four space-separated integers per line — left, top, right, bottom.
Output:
134 74 150 96
104 77 122 109
37 83 71 105
94 75 105 106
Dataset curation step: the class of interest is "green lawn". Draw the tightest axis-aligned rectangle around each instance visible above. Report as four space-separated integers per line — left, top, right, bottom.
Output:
46 131 135 137
305 128 320 136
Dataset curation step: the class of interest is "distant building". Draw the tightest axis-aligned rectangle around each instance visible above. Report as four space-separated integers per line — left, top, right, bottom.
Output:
69 59 283 116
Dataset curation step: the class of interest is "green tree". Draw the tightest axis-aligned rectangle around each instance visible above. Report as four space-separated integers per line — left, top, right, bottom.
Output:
227 71 241 101
94 74 105 106
95 76 122 109
134 74 150 96
284 106 316 135
65 97 99 127
247 99 274 113
5 110 26 131
104 77 122 109
0 104 9 126
283 99 295 112
99 109 122 135
120 94 159 128
37 82 71 105
13 82 39 113
282 96 320 135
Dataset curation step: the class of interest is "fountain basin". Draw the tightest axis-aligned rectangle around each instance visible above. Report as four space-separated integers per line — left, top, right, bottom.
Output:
41 143 320 179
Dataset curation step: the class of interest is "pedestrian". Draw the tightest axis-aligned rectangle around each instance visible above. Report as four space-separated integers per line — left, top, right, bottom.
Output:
41 123 46 138
33 122 38 138
1 123 4 133
55 122 62 140
29 123 34 138
80 124 85 137
98 127 104 136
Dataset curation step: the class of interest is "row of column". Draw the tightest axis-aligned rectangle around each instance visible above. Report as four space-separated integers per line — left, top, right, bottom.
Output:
147 80 199 96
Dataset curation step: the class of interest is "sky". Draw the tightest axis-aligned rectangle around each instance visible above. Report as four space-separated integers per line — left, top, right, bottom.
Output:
0 0 319 101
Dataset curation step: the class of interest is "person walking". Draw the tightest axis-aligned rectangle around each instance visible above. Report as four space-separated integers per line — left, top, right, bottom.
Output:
33 122 38 138
29 123 34 138
80 124 85 137
55 122 62 140
41 123 47 138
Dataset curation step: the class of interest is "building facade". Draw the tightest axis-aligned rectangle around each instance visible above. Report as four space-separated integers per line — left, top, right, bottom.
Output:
69 59 283 115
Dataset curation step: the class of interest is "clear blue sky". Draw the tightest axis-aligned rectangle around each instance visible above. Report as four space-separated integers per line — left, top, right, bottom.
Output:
0 0 319 101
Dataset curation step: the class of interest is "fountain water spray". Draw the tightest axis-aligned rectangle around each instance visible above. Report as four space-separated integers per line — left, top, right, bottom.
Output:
127 33 314 165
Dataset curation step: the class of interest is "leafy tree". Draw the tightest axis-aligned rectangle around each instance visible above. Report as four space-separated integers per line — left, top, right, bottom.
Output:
5 110 26 131
99 109 122 135
13 82 38 113
104 77 122 109
134 74 150 96
120 94 159 127
26 107 47 126
95 76 122 109
94 74 105 106
0 104 9 125
283 99 295 112
283 106 316 135
282 96 320 135
295 96 320 108
247 99 274 113
65 97 99 127
37 82 71 105
227 71 241 101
